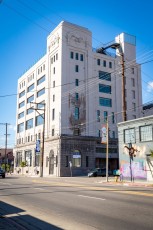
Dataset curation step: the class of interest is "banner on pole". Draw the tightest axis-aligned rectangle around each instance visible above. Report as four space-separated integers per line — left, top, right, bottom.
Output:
36 140 40 154
101 124 107 144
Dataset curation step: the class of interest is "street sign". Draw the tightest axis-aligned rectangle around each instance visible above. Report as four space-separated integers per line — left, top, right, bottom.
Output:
36 140 40 154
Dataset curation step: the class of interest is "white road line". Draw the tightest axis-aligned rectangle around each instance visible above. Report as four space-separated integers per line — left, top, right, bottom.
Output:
78 195 106 201
34 187 45 190
0 182 11 185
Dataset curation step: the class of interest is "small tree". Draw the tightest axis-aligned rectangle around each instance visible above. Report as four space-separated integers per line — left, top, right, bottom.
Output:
149 149 153 157
20 161 26 175
1 163 10 172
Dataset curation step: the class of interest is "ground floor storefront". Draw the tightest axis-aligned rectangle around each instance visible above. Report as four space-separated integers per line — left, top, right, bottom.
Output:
13 135 119 177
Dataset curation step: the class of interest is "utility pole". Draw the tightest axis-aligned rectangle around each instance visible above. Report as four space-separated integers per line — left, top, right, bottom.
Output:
121 53 126 121
106 118 109 182
0 123 10 172
30 102 46 177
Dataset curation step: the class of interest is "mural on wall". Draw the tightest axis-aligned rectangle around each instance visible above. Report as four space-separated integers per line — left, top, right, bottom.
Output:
69 93 86 134
120 144 147 180
120 160 147 179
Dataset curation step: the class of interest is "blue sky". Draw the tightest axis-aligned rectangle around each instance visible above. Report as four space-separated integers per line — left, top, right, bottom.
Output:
0 0 153 148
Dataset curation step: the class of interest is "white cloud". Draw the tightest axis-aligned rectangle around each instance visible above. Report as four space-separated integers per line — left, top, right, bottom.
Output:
147 81 153 92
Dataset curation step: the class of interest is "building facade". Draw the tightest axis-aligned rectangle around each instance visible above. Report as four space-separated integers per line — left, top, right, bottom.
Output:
13 21 142 176
118 115 153 181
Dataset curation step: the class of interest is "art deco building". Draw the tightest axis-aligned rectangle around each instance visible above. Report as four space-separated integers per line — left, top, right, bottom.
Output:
13 21 142 176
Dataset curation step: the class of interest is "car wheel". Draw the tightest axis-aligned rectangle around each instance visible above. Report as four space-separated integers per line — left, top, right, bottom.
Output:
94 173 97 177
2 175 5 178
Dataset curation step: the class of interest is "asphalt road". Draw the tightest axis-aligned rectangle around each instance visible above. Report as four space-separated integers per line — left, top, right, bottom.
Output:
0 175 153 230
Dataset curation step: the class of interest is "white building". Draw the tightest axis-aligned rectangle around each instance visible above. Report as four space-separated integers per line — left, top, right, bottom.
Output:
13 21 142 177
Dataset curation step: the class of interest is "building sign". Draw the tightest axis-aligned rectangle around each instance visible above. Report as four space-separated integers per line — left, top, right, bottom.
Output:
72 150 81 158
101 124 107 144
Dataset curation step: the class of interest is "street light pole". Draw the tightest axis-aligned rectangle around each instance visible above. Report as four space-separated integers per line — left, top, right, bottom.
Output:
0 123 10 172
106 118 109 182
30 102 46 177
40 103 45 178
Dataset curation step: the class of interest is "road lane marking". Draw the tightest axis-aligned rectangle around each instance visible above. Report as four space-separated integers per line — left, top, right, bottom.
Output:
32 180 153 197
78 195 106 200
0 182 11 185
34 187 46 191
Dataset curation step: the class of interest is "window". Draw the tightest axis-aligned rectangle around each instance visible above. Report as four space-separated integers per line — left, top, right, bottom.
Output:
103 60 106 67
37 88 45 97
53 67 55 74
66 156 68 167
109 62 112 68
70 51 74 59
16 152 22 167
75 107 79 120
124 128 135 144
52 128 55 136
132 102 136 111
56 53 58 60
131 78 135 87
112 112 115 124
37 75 45 85
37 101 45 109
98 130 100 137
43 64 45 70
25 150 32 166
112 131 115 138
51 57 53 64
27 83 34 92
52 109 55 120
75 53 79 60
75 65 79 72
54 55 55 62
18 112 24 119
72 150 81 167
19 101 25 108
35 114 44 126
86 156 89 167
27 108 33 115
19 90 25 98
75 79 79 86
131 67 134 74
104 111 108 122
140 125 153 142
53 95 55 102
99 71 111 81
80 54 83 61
97 110 100 122
132 115 136 119
97 59 100 65
27 95 34 103
99 98 112 107
17 123 24 133
99 84 111 94
75 93 79 101
26 118 33 130
35 153 40 167
132 90 135 99
53 81 55 88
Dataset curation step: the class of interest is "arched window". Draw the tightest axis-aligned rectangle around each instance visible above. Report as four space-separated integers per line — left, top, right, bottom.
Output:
72 150 81 167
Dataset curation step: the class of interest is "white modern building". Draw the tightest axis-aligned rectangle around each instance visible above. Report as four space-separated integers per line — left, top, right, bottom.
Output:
13 21 142 177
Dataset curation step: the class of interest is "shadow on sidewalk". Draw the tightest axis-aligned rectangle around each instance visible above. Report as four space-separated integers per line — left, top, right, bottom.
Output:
0 201 62 230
